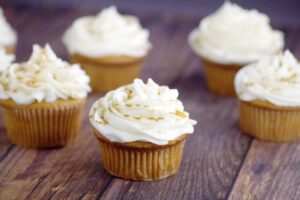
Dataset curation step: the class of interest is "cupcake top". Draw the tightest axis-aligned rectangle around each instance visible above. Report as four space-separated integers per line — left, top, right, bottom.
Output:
188 1 284 65
0 7 17 48
89 78 197 145
0 49 15 73
235 50 300 106
0 44 91 105
62 6 151 58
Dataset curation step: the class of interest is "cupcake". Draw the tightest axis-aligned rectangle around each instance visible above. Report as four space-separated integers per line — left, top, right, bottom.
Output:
0 44 91 148
89 78 196 180
188 2 283 96
235 50 300 142
0 49 15 127
0 7 17 54
62 6 151 93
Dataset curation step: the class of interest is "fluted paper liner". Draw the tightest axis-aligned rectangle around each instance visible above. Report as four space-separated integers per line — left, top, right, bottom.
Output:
200 57 244 96
239 100 300 142
94 129 187 181
71 54 146 93
5 45 15 54
0 98 85 148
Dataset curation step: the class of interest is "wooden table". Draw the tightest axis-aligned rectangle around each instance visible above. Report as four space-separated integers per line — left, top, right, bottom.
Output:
0 3 299 200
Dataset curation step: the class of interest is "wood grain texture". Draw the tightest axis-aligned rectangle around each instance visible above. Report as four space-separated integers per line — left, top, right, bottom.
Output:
0 2 299 200
228 141 300 200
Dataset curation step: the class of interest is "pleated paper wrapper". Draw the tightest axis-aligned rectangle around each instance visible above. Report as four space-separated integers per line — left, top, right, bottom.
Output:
71 54 146 93
239 100 300 142
94 129 188 181
0 98 85 148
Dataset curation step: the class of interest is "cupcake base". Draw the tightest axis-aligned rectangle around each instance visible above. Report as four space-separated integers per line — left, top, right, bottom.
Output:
200 57 243 96
70 54 146 93
94 129 187 181
239 100 300 142
5 45 15 54
0 98 85 148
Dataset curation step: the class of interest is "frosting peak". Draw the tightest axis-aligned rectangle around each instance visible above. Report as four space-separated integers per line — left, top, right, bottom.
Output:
0 44 91 105
235 50 300 106
89 78 197 145
188 1 284 65
0 49 15 73
62 6 151 58
0 7 17 48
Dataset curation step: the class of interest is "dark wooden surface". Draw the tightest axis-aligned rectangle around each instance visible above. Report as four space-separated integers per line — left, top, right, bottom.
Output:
0 2 299 200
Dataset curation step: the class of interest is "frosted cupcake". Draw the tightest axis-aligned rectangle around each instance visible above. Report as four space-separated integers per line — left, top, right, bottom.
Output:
235 50 300 142
188 2 283 96
0 7 17 54
62 6 151 92
89 78 196 180
0 49 15 127
0 44 91 148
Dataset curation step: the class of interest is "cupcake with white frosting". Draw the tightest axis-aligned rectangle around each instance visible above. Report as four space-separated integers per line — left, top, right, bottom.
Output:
89 78 196 180
188 1 284 96
235 50 300 142
62 6 151 92
0 49 15 127
0 7 17 54
0 44 91 148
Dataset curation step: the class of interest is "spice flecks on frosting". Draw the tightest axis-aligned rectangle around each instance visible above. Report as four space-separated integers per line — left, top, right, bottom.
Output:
188 1 283 65
89 78 197 145
62 6 151 58
235 50 300 106
0 44 91 104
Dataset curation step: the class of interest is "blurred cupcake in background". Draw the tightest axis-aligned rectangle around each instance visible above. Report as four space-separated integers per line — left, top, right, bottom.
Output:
235 50 300 142
0 7 17 54
188 1 284 96
62 6 151 93
0 44 91 148
89 78 196 180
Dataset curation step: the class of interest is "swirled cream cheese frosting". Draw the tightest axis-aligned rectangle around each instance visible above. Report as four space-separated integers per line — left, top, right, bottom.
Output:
89 78 197 145
0 7 17 48
0 44 91 105
188 1 284 65
0 49 15 73
62 6 151 58
235 50 300 106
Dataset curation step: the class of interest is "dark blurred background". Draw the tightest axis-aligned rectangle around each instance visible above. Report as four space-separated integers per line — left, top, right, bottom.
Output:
3 0 300 26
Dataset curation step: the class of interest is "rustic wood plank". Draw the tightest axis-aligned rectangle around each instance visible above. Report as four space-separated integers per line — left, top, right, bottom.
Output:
228 141 300 200
0 2 299 200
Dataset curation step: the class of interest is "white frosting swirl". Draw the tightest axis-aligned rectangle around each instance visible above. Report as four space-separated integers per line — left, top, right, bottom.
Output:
0 49 15 73
235 50 300 106
0 44 91 105
89 78 197 145
62 6 151 58
188 1 284 65
0 7 17 47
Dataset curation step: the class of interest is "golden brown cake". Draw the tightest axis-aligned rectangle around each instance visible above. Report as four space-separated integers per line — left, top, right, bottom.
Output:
70 54 146 92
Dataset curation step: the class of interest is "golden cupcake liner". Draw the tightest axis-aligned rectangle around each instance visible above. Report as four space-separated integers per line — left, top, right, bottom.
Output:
200 57 243 96
94 129 187 181
71 54 146 93
239 100 300 142
0 98 85 148
5 45 15 54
